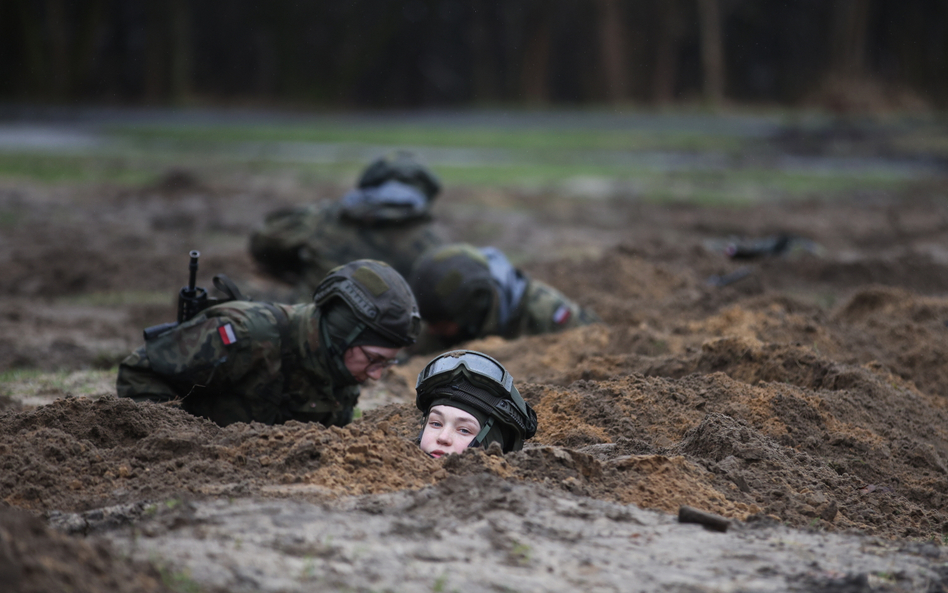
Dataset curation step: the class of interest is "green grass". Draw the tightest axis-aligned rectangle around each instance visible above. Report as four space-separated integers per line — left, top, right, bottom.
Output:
0 147 917 207
0 153 159 185
0 115 941 206
0 368 117 403
0 145 919 206
157 564 204 593
110 122 748 153
59 290 175 308
0 368 46 385
0 208 25 229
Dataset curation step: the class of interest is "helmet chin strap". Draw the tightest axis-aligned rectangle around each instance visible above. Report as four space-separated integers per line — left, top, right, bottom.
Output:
468 416 495 449
340 322 366 352
319 316 366 384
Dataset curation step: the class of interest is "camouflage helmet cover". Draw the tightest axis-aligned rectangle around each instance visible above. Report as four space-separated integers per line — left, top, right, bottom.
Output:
313 259 421 346
358 151 442 201
409 244 495 333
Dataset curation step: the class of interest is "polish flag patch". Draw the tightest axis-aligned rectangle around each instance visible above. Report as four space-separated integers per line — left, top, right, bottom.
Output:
552 305 571 325
218 323 238 345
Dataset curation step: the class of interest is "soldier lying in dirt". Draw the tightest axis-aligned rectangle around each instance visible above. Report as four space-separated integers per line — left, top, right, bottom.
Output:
249 152 445 300
408 243 601 353
415 350 537 457
117 260 420 428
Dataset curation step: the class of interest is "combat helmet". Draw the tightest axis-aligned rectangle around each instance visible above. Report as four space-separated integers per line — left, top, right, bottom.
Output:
416 350 537 453
409 244 495 340
313 259 421 350
357 151 442 201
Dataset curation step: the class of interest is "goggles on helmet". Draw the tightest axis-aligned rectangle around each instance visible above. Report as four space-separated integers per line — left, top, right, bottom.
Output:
416 350 537 444
416 350 513 393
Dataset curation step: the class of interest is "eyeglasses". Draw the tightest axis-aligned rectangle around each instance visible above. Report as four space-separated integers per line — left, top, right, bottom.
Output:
416 350 513 392
360 346 398 372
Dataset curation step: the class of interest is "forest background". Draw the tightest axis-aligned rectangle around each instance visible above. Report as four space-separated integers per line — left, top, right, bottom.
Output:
5 3 948 591
3 0 947 112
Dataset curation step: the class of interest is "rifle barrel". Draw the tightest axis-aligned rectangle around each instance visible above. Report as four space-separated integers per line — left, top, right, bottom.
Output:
187 250 200 292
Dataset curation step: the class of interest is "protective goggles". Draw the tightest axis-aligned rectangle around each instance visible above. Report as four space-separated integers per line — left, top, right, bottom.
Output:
415 350 513 394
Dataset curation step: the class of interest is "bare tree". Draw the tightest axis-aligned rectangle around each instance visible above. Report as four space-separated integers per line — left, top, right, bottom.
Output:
470 0 500 103
697 0 725 106
46 0 69 98
170 0 192 104
144 2 167 102
519 7 552 103
830 0 871 78
652 0 684 104
595 0 630 103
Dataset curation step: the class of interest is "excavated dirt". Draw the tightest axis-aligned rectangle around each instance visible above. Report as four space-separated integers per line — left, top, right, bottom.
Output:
2 169 948 591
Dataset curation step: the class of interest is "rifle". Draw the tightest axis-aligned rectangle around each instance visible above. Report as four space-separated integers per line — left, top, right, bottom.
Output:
178 250 208 324
143 250 248 340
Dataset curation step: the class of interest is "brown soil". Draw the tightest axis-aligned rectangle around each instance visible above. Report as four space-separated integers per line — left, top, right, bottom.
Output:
0 505 174 593
2 171 948 590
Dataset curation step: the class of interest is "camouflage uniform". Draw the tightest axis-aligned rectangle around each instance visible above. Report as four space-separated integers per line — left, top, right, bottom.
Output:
117 301 358 427
250 202 443 297
409 244 600 352
485 278 600 338
249 153 444 299
118 259 420 428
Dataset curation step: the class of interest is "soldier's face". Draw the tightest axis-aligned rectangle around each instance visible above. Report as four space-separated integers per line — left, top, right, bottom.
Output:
420 405 480 458
343 345 400 382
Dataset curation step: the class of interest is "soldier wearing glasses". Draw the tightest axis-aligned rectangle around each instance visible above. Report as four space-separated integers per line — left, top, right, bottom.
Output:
117 260 420 428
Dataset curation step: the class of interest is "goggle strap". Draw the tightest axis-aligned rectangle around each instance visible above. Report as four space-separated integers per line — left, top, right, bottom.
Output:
431 383 505 415
471 416 495 450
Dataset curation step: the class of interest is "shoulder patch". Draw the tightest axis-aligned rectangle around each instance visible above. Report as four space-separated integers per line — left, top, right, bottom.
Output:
218 323 238 345
552 305 572 325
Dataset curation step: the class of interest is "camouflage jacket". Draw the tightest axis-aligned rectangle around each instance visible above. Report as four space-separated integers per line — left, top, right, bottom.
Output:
412 278 600 353
249 202 444 299
116 301 359 427
485 278 600 339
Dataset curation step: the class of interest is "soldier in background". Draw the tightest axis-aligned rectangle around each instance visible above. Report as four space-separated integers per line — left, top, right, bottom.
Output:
408 243 600 353
249 152 445 300
117 260 420 428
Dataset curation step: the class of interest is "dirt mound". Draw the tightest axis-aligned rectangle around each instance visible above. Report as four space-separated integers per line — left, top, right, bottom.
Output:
518 361 948 537
0 395 444 513
0 506 173 593
830 285 948 399
5 350 946 540
6 172 948 589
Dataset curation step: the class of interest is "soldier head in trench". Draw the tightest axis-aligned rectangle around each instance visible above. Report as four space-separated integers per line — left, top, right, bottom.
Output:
415 350 537 457
116 259 421 428
408 243 600 354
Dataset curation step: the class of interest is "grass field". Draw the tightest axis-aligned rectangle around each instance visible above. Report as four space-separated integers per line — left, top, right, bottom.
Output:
1 109 943 203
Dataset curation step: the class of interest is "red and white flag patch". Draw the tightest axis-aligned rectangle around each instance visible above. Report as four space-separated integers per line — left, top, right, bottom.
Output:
218 323 237 345
552 305 572 325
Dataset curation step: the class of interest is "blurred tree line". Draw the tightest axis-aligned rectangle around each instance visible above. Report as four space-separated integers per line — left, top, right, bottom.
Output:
2 0 946 110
